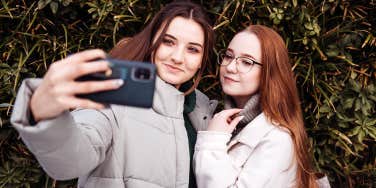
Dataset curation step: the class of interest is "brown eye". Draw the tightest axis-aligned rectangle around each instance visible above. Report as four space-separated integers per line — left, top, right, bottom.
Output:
188 46 200 53
162 38 174 46
224 52 234 60
240 58 254 66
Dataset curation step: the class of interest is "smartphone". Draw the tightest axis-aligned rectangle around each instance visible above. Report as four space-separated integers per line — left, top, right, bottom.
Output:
76 58 156 108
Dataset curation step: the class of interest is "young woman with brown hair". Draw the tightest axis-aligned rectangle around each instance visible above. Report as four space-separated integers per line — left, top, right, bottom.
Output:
11 1 216 187
194 25 329 187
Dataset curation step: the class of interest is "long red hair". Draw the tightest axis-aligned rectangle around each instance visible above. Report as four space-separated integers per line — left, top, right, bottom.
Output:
245 25 317 188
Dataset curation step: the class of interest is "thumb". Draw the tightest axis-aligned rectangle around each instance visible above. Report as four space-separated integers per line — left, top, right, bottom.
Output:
229 115 244 130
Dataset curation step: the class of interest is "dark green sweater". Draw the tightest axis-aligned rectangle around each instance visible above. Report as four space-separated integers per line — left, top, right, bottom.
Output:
181 84 197 188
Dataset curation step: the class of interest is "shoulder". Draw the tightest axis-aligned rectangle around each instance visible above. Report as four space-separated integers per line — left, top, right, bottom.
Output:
188 90 218 131
256 116 295 161
194 89 218 107
236 113 293 150
264 126 294 150
257 114 293 148
261 115 293 148
194 89 218 112
194 89 209 103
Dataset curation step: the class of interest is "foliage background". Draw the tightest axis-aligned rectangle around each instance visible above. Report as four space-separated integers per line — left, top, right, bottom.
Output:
0 0 375 187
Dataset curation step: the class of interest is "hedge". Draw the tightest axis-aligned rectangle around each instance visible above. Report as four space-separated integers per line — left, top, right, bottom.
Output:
0 0 375 187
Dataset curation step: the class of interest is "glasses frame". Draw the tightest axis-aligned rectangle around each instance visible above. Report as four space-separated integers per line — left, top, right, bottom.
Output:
217 49 262 73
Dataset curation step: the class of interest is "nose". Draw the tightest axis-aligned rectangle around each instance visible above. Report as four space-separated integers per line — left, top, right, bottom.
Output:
171 45 184 64
225 59 238 73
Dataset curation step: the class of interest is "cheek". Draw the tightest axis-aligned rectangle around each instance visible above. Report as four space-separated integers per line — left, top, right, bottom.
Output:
219 67 226 83
154 46 170 62
241 71 261 90
219 66 226 76
185 55 203 71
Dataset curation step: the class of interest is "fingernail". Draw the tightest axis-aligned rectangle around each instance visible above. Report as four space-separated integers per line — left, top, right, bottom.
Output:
115 79 124 86
239 116 245 121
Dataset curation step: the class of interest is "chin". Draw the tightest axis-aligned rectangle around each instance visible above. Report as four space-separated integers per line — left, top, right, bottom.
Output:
159 74 184 86
223 86 249 97
222 87 237 96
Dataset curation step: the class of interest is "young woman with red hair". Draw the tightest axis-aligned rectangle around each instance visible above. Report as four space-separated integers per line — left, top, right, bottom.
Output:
194 25 330 188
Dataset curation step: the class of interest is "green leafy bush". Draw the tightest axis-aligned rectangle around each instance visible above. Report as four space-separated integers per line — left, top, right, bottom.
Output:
1 0 375 187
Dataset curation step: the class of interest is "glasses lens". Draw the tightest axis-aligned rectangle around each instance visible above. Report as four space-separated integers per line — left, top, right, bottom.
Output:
217 51 223 65
237 57 255 73
218 50 233 66
218 50 226 65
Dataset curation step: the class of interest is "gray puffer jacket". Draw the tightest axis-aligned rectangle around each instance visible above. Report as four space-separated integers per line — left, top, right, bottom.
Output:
11 77 218 188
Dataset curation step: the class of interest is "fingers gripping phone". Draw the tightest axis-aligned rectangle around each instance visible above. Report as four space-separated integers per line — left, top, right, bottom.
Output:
76 58 156 108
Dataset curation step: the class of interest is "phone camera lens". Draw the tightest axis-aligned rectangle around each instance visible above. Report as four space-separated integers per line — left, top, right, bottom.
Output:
134 68 151 80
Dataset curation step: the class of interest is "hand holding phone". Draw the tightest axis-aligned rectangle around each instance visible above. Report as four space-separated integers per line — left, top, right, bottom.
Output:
76 58 156 108
30 49 118 121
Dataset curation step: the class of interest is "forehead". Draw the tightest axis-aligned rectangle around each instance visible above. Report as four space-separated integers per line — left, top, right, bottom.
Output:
164 16 205 45
228 31 261 60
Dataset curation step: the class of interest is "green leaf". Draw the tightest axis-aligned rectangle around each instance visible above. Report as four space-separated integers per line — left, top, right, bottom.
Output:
331 129 353 145
335 138 356 156
367 126 376 140
343 98 355 109
348 126 361 137
277 13 283 20
292 0 297 7
304 22 313 30
364 118 376 126
349 80 361 93
313 23 321 34
50 1 58 14
357 129 366 143
319 105 331 113
361 102 371 116
354 98 361 111
326 49 339 57
37 0 52 10
62 0 72 6
88 7 97 14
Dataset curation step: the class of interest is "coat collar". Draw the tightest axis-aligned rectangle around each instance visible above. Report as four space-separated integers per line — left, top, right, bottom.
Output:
110 76 185 119
111 75 217 129
228 113 277 148
188 90 218 132
152 76 185 119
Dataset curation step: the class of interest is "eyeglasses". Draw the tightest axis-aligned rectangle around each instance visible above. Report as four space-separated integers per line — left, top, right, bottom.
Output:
217 50 262 73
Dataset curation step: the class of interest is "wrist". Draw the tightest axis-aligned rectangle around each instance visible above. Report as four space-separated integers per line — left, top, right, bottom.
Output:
30 94 42 123
29 90 43 124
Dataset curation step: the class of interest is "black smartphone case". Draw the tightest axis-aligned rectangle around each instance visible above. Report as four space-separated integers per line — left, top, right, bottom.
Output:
76 59 156 108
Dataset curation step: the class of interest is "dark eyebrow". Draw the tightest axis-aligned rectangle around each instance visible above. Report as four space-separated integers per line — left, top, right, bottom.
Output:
226 48 234 53
164 34 177 40
164 34 203 49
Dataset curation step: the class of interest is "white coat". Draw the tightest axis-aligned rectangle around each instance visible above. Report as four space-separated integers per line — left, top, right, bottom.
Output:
193 113 297 188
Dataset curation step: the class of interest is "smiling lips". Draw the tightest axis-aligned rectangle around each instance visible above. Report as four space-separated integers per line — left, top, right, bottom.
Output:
164 63 184 73
223 75 239 83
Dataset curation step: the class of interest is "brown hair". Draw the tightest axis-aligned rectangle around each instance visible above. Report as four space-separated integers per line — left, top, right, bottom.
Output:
244 25 318 188
109 1 214 94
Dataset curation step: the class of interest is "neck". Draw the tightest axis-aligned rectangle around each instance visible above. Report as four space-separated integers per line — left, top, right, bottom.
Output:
233 95 251 109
